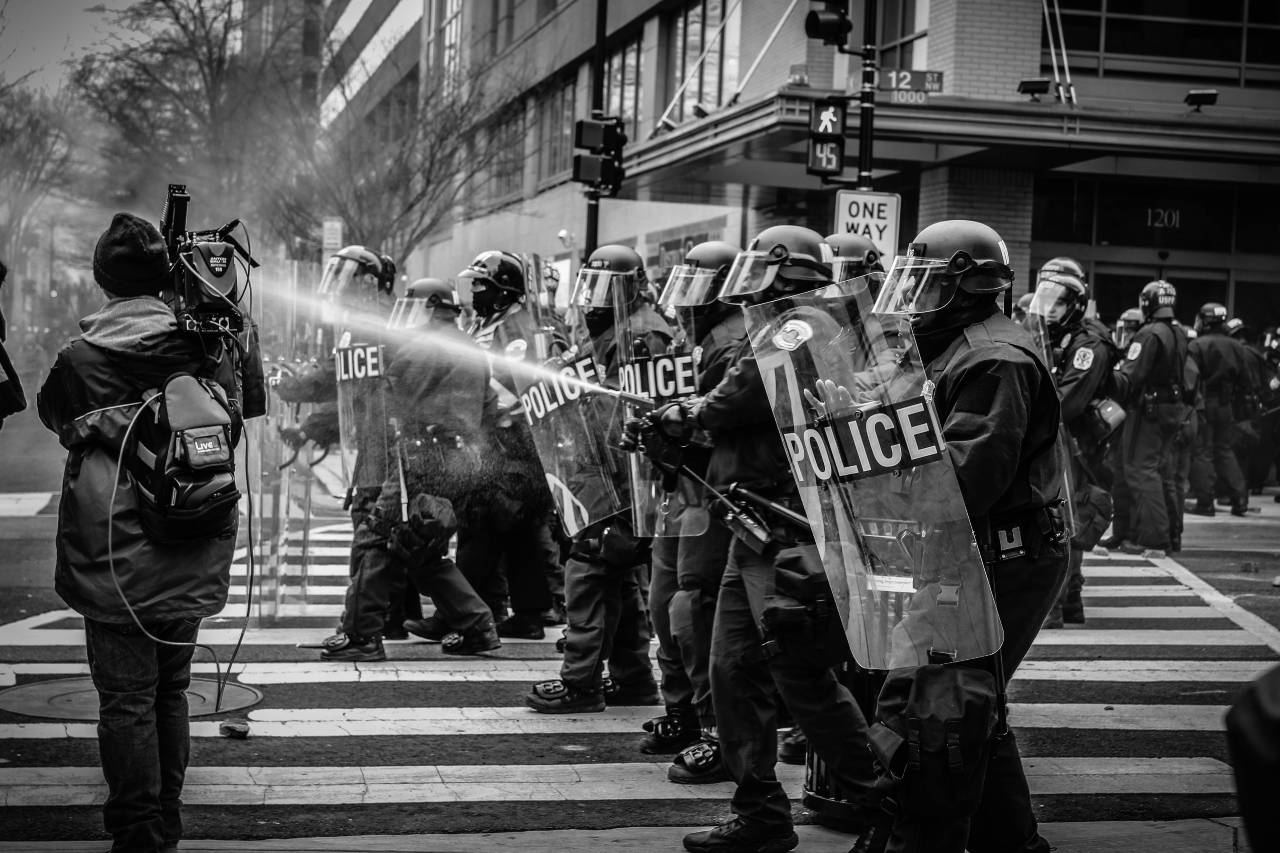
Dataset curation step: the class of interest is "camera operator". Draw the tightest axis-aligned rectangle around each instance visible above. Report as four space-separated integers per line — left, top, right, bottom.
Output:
36 212 262 853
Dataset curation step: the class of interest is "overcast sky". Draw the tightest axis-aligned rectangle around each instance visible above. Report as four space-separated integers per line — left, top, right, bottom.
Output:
0 0 132 91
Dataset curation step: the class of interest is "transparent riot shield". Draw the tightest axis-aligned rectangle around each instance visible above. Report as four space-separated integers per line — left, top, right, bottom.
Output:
334 326 393 495
742 275 1004 670
250 259 351 624
515 344 630 538
612 284 707 537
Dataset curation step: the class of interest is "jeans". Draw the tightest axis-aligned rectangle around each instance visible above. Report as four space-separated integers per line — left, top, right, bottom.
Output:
84 617 200 853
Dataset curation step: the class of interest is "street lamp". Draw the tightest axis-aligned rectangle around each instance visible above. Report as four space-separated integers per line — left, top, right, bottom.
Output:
1017 78 1053 102
1184 89 1218 112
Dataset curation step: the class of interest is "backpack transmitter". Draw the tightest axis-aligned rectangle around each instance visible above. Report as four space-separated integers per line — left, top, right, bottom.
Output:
129 373 241 543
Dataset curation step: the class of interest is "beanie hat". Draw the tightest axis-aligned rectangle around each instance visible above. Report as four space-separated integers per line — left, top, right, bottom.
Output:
93 213 171 297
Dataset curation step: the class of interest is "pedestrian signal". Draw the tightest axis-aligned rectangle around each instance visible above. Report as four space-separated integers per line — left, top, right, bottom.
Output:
572 117 627 198
807 101 846 177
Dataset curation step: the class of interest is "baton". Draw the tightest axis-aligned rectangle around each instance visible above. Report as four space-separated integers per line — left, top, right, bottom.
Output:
590 385 655 411
727 484 812 533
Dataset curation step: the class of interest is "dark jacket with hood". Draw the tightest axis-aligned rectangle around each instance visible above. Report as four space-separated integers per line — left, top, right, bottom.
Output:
38 297 247 624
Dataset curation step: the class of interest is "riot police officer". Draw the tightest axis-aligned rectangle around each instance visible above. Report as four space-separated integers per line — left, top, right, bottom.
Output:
825 232 884 290
1029 260 1117 627
1113 307 1142 350
1187 303 1255 516
668 226 881 853
322 279 499 661
283 247 423 645
635 241 744 779
1109 281 1190 557
860 220 1067 853
525 245 667 713
454 250 562 640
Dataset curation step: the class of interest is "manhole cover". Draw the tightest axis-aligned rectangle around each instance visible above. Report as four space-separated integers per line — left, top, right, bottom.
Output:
0 677 262 721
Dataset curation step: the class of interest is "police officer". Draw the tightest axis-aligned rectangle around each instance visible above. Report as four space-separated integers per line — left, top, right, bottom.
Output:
1108 281 1189 557
1031 260 1116 628
1228 319 1276 494
322 279 500 661
861 220 1067 853
1187 303 1255 516
668 226 881 853
825 232 884 290
634 241 744 779
1114 307 1142 350
525 245 667 713
454 250 562 640
283 247 424 644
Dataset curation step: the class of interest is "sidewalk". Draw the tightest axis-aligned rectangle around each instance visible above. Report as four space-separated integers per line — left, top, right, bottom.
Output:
0 819 1252 852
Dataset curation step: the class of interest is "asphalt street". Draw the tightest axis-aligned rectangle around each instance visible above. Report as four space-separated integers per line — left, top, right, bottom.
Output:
0 406 1276 850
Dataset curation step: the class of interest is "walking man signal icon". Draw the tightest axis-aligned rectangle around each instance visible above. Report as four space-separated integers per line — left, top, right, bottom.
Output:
818 106 839 134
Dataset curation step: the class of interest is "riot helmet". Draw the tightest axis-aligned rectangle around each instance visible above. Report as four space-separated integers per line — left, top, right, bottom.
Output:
718 225 833 304
319 245 391 303
458 250 526 317
874 220 1013 320
1029 272 1089 335
824 232 884 285
1038 256 1087 284
1139 280 1176 321
659 241 740 309
388 278 459 329
1194 302 1228 333
1114 307 1143 349
574 244 645 313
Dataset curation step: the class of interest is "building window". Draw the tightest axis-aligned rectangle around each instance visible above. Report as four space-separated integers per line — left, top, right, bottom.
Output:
491 0 516 54
490 106 525 200
427 0 464 89
537 0 560 21
665 0 741 122
879 0 929 71
1045 2 1280 88
605 35 643 141
538 77 576 181
370 69 420 146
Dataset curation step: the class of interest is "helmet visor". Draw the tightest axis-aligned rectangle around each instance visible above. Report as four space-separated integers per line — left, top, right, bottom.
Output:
831 255 870 285
717 251 780 302
319 257 365 299
659 265 720 308
1028 280 1071 323
572 268 634 309
872 257 959 315
387 297 437 330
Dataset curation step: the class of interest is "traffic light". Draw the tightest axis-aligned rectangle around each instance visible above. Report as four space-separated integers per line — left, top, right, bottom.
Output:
572 117 627 197
804 1 853 47
806 100 846 178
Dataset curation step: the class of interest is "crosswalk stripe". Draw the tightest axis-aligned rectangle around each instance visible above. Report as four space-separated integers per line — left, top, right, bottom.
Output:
2 657 1265 687
1014 659 1272 682
0 702 1229 740
1080 564 1168 578
0 756 1234 807
1079 586 1195 597
1 625 1262 648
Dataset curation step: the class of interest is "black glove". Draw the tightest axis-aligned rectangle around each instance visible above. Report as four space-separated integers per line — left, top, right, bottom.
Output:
654 400 696 444
301 409 340 449
619 416 645 453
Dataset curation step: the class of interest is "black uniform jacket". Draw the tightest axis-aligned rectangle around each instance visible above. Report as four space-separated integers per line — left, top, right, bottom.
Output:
1190 330 1253 405
925 309 1064 522
37 297 251 624
1113 319 1187 407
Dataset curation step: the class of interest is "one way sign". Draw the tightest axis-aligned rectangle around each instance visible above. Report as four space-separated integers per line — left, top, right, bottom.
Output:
833 190 901 263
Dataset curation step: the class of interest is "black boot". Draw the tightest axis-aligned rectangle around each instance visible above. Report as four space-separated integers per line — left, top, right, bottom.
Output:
682 818 798 853
640 705 700 754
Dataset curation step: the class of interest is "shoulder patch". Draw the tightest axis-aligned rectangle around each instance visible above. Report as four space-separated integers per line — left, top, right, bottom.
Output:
504 339 528 361
1072 348 1095 371
773 319 813 352
1126 341 1142 361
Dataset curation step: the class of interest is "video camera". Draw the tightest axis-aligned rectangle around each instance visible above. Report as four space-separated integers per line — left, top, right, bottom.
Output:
160 183 259 336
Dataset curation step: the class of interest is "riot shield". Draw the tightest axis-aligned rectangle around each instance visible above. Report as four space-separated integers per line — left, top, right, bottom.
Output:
515 344 630 538
612 283 707 537
250 259 351 624
743 275 1004 670
334 325 393 494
